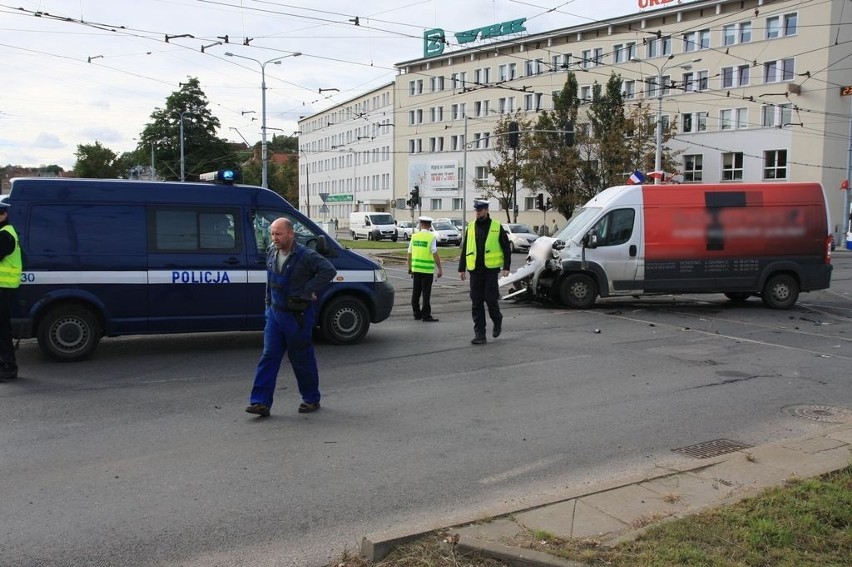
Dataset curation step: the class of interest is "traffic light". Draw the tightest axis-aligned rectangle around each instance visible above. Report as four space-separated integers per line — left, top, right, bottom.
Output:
535 193 544 211
564 121 574 147
508 121 519 148
545 198 552 210
408 185 420 208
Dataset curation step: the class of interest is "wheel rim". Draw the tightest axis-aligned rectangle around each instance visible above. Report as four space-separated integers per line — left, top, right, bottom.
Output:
50 317 90 354
331 305 362 339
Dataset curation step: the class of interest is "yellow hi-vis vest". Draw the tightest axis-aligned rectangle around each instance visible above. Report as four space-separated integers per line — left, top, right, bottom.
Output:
410 230 437 273
0 225 22 289
465 219 502 271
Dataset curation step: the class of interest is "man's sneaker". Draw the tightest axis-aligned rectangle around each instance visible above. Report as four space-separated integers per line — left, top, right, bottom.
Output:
422 316 439 322
245 403 270 417
298 401 321 413
413 314 422 320
492 319 502 338
471 335 487 345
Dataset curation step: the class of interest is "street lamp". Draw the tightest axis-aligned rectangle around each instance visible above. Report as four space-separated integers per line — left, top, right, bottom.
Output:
632 56 701 183
225 51 302 188
178 109 197 182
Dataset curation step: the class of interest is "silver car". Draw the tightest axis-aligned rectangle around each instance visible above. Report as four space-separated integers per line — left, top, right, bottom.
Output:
502 223 538 253
396 220 415 241
429 221 462 246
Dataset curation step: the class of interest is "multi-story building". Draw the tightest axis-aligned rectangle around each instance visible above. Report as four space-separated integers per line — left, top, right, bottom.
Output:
297 83 395 224
303 0 852 239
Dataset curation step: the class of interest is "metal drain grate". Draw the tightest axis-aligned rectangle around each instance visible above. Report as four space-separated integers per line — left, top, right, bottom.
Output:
672 439 752 459
782 405 852 424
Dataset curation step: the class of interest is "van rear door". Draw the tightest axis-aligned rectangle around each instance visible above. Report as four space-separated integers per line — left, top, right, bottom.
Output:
146 206 249 332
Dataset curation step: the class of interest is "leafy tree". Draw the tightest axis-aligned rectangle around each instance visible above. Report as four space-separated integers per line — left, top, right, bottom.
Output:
269 157 299 205
72 141 121 178
484 112 532 223
268 134 298 152
135 77 241 181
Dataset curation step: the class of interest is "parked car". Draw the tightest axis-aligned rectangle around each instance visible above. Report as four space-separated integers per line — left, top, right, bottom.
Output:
397 220 415 240
502 223 539 253
428 221 462 246
436 217 465 231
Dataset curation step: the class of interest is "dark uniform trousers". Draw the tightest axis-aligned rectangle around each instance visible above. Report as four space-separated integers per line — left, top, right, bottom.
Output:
469 269 502 337
411 272 435 319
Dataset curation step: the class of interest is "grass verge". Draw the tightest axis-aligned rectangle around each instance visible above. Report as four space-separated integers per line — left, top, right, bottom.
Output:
329 465 851 566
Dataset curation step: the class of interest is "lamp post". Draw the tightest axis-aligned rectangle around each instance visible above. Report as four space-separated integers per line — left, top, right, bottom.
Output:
632 56 700 183
178 109 196 182
225 51 302 188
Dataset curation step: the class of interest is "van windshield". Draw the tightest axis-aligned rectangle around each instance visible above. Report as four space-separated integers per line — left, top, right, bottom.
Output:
554 207 601 242
368 214 395 225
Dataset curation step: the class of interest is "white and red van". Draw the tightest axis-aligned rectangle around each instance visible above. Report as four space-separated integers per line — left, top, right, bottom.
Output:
500 183 833 309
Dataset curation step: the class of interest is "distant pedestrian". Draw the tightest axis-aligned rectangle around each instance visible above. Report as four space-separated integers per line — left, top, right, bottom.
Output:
0 201 21 381
334 217 339 230
246 217 336 417
458 200 511 345
407 216 442 322
551 219 558 235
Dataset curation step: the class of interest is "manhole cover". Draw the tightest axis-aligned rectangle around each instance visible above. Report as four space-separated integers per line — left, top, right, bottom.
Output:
782 405 852 424
672 439 752 459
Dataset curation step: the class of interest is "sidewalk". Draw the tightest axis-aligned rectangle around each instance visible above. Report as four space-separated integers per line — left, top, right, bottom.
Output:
362 420 852 565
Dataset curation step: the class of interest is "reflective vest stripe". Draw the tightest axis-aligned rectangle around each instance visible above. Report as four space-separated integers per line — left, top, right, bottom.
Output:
0 225 22 289
410 231 436 273
465 219 502 270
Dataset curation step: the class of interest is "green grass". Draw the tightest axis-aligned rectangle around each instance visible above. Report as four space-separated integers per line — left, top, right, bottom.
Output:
329 465 852 567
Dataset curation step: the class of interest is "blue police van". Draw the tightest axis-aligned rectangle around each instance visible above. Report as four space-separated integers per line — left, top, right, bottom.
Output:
7 177 395 361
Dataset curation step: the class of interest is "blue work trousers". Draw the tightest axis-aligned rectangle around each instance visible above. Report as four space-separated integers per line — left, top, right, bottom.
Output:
249 306 320 408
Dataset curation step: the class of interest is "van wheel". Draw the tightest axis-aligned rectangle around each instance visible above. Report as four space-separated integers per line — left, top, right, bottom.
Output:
762 274 799 309
560 274 597 309
724 292 751 303
321 296 370 344
37 305 102 362
391 235 398 242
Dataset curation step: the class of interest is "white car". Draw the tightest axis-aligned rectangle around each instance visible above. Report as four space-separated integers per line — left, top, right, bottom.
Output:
502 223 539 253
396 220 415 240
427 221 462 246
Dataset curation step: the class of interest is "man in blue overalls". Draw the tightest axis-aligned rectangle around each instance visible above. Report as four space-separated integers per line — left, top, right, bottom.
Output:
246 218 336 417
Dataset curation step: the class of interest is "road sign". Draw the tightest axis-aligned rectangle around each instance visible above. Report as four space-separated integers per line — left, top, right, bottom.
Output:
319 192 329 202
319 204 329 214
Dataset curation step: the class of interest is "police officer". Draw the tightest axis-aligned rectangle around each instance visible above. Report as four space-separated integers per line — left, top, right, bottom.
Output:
407 216 442 322
0 201 22 380
246 218 336 417
458 200 511 345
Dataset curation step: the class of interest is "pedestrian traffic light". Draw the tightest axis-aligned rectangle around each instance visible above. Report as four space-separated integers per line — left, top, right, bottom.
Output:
508 121 519 148
545 197 552 210
535 193 544 211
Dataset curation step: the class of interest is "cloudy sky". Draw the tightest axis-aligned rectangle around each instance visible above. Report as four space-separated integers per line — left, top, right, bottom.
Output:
0 0 691 170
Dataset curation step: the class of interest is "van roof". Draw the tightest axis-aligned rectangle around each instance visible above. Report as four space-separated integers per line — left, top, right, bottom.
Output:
8 177 292 208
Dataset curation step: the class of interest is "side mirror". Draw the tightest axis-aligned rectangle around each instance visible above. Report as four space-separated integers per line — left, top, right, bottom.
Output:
584 230 599 249
315 235 331 256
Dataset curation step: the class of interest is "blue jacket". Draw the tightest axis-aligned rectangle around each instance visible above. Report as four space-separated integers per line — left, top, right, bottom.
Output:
265 243 336 307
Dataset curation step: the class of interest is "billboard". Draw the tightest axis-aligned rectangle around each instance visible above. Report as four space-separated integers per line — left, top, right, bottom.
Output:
408 161 459 193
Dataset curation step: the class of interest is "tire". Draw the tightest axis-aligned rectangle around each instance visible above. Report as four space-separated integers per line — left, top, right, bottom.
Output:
510 241 517 253
320 296 370 344
761 274 799 309
37 304 102 362
724 292 751 303
391 235 398 242
404 232 410 241
560 273 598 309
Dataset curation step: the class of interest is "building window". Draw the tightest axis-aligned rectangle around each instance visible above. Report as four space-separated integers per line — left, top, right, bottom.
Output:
722 152 744 181
408 139 422 154
430 106 443 122
623 80 635 99
683 29 710 52
524 93 542 111
682 70 709 92
474 67 491 85
767 13 797 39
764 150 787 179
764 58 795 83
736 108 748 129
430 137 444 152
682 112 707 133
761 103 793 127
683 154 703 182
430 198 442 211
497 97 514 114
580 86 591 102
721 65 750 88
613 42 636 64
409 80 423 96
408 109 423 125
451 103 466 120
474 166 489 188
580 49 591 69
723 22 752 46
646 35 671 58
430 76 444 92
525 59 544 75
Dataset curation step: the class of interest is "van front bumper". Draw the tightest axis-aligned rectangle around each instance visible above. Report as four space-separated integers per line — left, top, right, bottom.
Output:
372 280 395 323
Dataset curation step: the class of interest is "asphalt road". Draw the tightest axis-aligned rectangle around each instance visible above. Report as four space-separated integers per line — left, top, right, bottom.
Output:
2 249 851 566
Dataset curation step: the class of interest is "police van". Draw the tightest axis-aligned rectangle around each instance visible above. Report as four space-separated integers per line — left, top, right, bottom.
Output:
7 177 395 361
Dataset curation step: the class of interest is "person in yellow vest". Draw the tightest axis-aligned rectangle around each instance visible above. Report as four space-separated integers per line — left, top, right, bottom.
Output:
0 201 22 380
457 200 511 345
407 216 443 322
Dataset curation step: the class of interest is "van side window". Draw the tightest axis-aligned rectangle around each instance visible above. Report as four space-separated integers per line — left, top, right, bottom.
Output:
252 210 319 254
592 208 635 246
152 208 239 252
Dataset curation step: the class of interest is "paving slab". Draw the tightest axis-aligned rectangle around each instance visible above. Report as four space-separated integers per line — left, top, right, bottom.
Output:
639 471 729 510
454 518 524 543
514 500 576 539
569 499 629 539
578 483 684 528
746 444 852 478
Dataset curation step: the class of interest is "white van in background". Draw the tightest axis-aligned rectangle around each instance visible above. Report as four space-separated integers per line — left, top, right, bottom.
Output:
349 212 398 241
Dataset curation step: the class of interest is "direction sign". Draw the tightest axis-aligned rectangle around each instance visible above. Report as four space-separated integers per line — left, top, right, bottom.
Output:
319 192 329 202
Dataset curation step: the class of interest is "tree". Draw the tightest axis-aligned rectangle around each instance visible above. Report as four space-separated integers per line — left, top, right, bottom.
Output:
135 77 241 181
484 113 532 223
72 141 121 178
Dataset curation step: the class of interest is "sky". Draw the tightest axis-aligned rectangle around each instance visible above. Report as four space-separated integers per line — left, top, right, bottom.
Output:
0 0 693 170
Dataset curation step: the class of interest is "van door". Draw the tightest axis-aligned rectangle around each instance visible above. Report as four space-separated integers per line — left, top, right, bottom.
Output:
585 207 641 294
147 206 249 332
248 210 329 329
